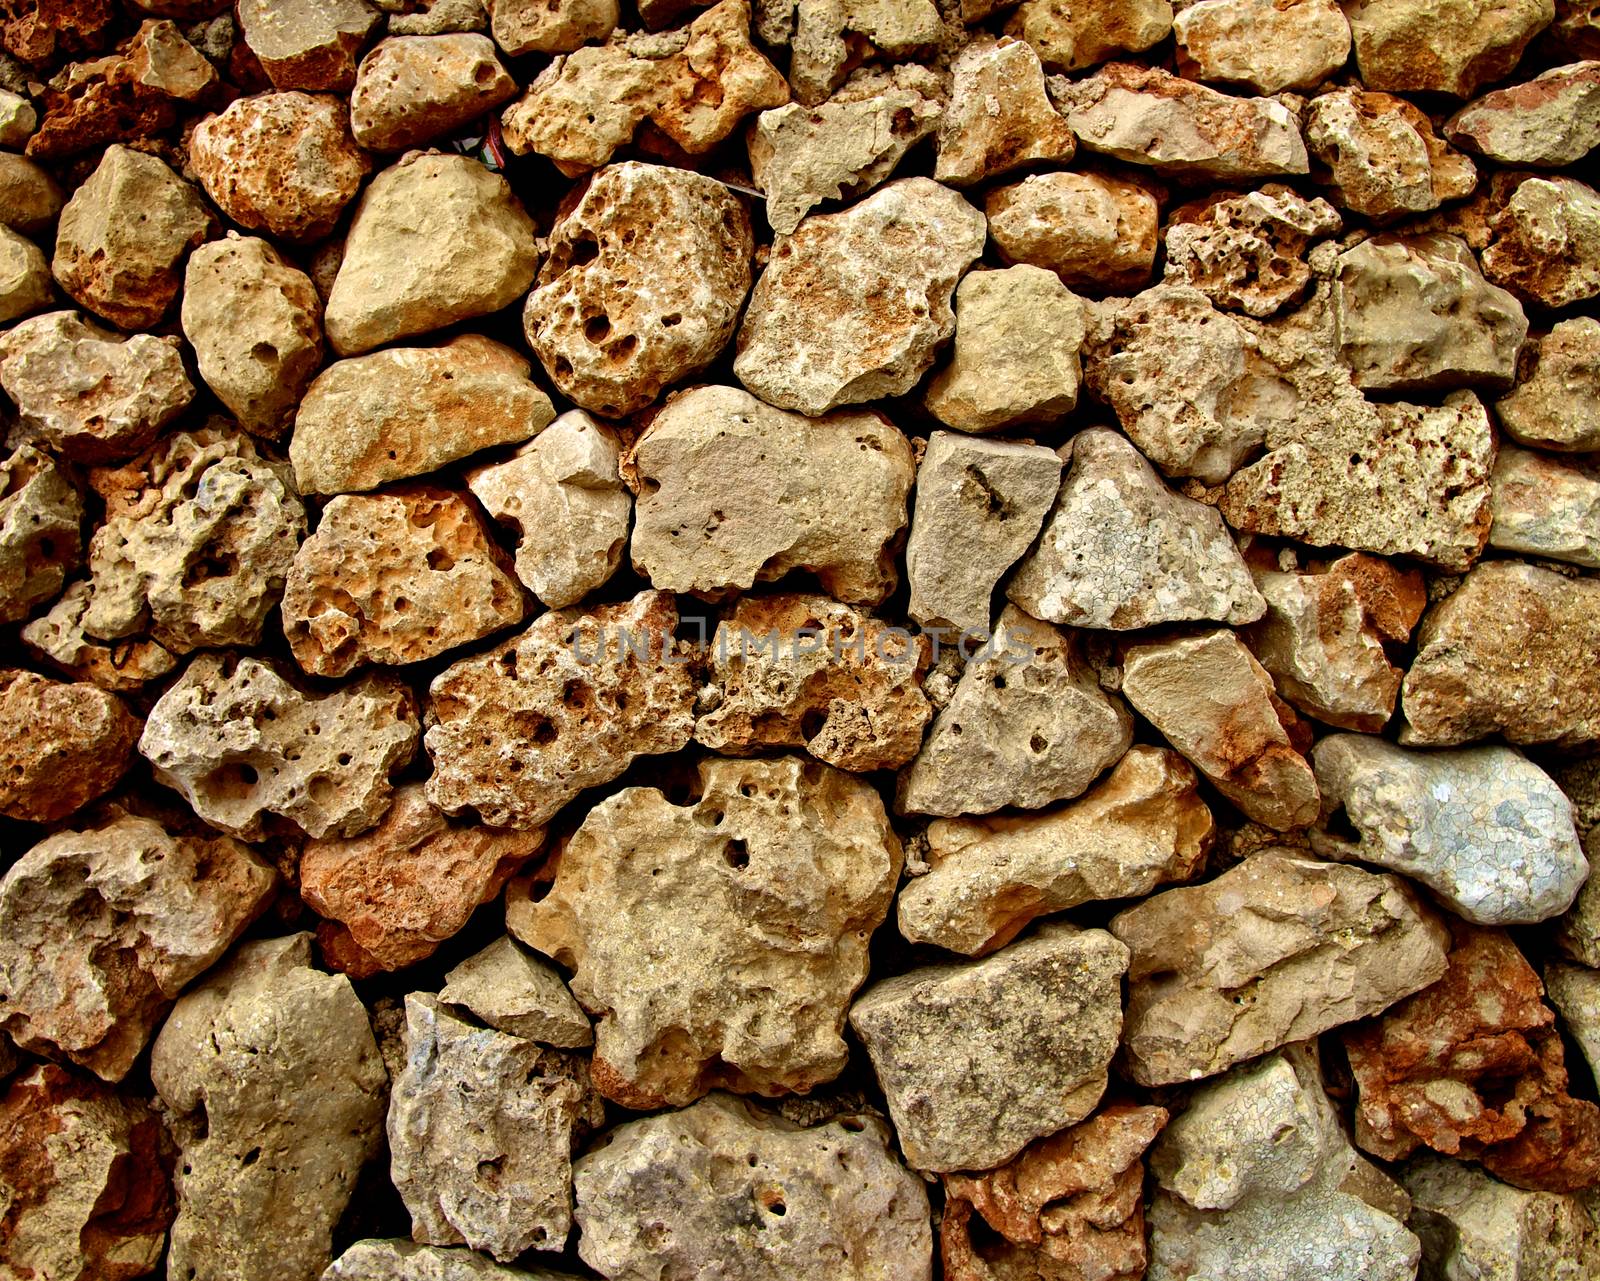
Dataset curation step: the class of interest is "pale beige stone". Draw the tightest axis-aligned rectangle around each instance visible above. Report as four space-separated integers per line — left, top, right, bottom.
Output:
1006 0 1172 71
1489 444 1600 567
326 1240 574 1280
237 0 384 90
1446 60 1600 165
439 935 592 1047
350 34 516 151
784 0 943 105
934 38 1074 186
489 0 617 53
1497 317 1600 451
0 154 65 237
1174 0 1350 92
20 581 177 691
1305 85 1477 220
382 0 491 35
0 87 35 147
1345 0 1556 96
0 444 81 626
986 170 1158 292
1547 963 1600 1085
0 223 50 326
1481 174 1600 308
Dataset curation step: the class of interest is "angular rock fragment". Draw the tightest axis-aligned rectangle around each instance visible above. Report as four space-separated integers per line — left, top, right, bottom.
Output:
573 1094 932 1281
20 581 177 691
0 153 64 236
778 0 942 105
1401 560 1600 750
1305 85 1478 220
1111 851 1449 1086
1446 60 1600 165
291 336 556 495
1480 173 1600 308
1173 0 1351 93
985 170 1159 293
327 1240 574 1279
380 0 492 36
509 754 900 1107
151 934 388 1281
905 431 1062 636
439 935 592 1047
237 0 384 90
1496 317 1600 451
850 924 1128 1171
1005 0 1172 71
524 161 751 418
489 0 617 53
0 814 274 1080
389 994 602 1259
140 653 419 840
351 33 515 151
901 746 1212 956
0 223 50 326
424 590 694 829
934 38 1073 187
1344 0 1555 96
0 87 34 146
1489 444 1600 567
0 443 81 625
629 385 915 605
1547 962 1600 1083
0 668 139 823
897 606 1133 817
326 152 537 356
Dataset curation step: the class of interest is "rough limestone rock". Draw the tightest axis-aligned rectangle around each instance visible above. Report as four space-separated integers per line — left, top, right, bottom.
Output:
1005 0 1172 71
924 267 1086 433
734 178 985 415
1343 924 1600 1193
1121 628 1319 831
489 0 617 53
524 161 752 418
897 605 1134 817
181 236 323 441
941 1103 1167 1281
83 425 306 655
350 34 516 151
237 0 384 90
1311 736 1587 925
0 311 193 463
0 154 65 237
901 746 1213 956
1332 235 1527 392
439 935 592 1047
1146 1046 1421 1281
0 223 51 326
190 92 371 244
934 38 1074 187
1489 444 1600 567
986 170 1159 293
1446 60 1600 165
151 934 388 1281
850 924 1128 1172
51 144 213 331
20 581 178 691
694 594 932 771
465 410 630 609
381 0 492 37
1083 286 1297 481
282 486 525 678
1243 552 1425 732
0 1064 174 1281
326 1240 574 1280
325 152 538 356
1547 963 1600 1084
424 590 695 829
1344 0 1555 96
573 1094 932 1281
0 668 139 823
300 784 544 975
1306 85 1478 220
1496 317 1600 451
0 814 275 1081
629 385 915 605
752 65 945 235
1221 391 1497 572
1111 851 1450 1086
775 0 943 106
1554 762 1600 968
1055 62 1309 180
291 336 556 495
508 754 901 1107
1481 174 1600 308
0 444 82 625
0 87 34 146
140 654 419 840
388 994 602 1260
1173 0 1351 93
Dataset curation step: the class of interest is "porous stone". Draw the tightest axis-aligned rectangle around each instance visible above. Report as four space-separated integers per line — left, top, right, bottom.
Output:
237 0 384 90
629 385 915 605
849 923 1128 1172
488 0 617 53
82 425 307 654
139 653 419 840
389 993 603 1259
381 0 490 35
1311 736 1587 925
1055 61 1309 180
1344 0 1556 96
424 590 695 829
0 814 274 1081
0 668 139 824
1446 60 1600 165
694 594 932 771
1401 559 1600 750
300 784 543 975
51 144 213 331
1305 85 1478 220
901 745 1212 956
1173 0 1351 93
573 1093 932 1281
325 152 537 356
20 581 178 691
779 0 943 105
508 754 901 1107
905 431 1062 636
439 935 592 1047
1005 0 1172 71
1243 552 1425 732
934 38 1074 187
1489 444 1600 567
524 161 751 418
326 1240 573 1279
1480 174 1600 308
0 223 50 325
189 91 372 245
0 444 81 625
0 311 193 462
350 34 515 150
897 605 1134 817
985 170 1159 293
1115 853 1449 1089
1496 317 1600 451
1547 963 1600 1084
0 153 65 236
291 336 556 495
182 236 324 441
1121 628 1319 831
150 933 388 1281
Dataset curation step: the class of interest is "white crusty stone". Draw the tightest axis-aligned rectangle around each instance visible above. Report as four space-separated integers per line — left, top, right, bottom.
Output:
0 444 81 625
1446 60 1600 165
986 170 1159 292
326 1240 573 1279
1489 444 1600 568
1173 0 1351 93
439 936 592 1047
934 38 1075 186
1496 317 1600 451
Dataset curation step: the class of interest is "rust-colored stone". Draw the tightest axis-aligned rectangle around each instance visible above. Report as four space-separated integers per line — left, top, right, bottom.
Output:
2 0 116 66
0 667 139 823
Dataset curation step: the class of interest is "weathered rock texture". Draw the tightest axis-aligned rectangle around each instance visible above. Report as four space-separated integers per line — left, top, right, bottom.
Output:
986 170 1160 293
0 444 81 625
0 667 139 823
1306 85 1478 220
1344 0 1554 96
350 34 517 151
1497 316 1600 450
439 935 592 1047
936 39 1074 188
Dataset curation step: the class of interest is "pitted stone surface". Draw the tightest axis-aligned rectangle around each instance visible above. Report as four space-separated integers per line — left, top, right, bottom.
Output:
986 170 1159 293
1344 0 1556 96
935 38 1074 187
350 34 517 151
488 0 617 53
1480 173 1600 308
1305 85 1478 220
20 580 178 692
0 444 82 625
1173 0 1351 93
439 935 592 1047
1496 317 1600 451
237 0 384 91
776 0 943 105
0 667 136 827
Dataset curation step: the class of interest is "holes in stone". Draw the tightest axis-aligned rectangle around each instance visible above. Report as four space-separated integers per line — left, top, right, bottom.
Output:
662 313 682 327
427 548 455 572
568 236 599 266
584 314 611 344
473 62 497 84
241 1147 260 1167
723 838 749 870
250 341 278 363
1030 733 1048 754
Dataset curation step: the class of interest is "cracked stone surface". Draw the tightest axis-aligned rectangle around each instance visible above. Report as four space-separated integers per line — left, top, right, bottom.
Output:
438 935 592 1047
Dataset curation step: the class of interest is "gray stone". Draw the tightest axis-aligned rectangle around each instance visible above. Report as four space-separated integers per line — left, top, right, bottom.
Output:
1489 444 1600 568
439 936 591 1047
